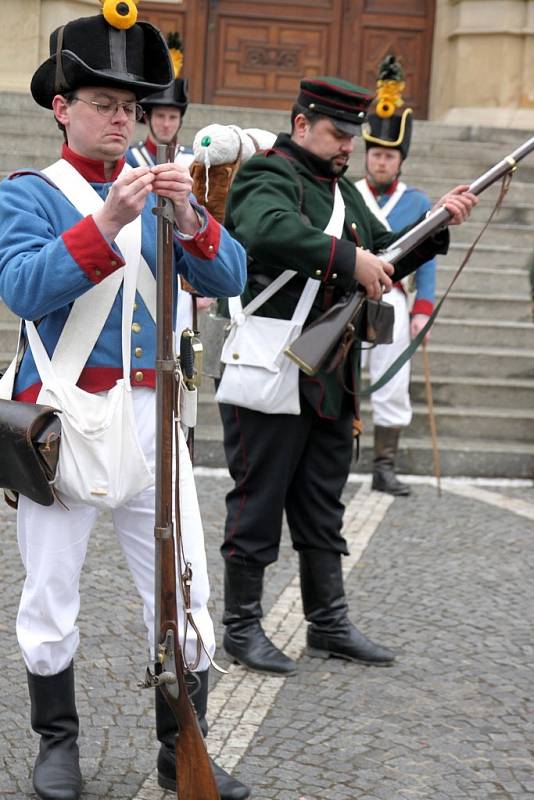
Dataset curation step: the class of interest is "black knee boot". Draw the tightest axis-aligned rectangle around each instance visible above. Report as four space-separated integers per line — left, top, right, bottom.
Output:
299 549 395 666
27 662 82 800
222 560 296 675
372 426 411 496
156 671 251 799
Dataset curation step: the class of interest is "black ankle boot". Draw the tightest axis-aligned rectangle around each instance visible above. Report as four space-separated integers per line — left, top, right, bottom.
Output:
223 560 296 675
27 662 82 800
299 549 395 666
156 671 251 799
372 426 411 496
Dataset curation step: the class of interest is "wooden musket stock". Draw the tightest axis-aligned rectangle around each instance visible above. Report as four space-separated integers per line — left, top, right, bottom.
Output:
285 135 534 376
151 144 220 800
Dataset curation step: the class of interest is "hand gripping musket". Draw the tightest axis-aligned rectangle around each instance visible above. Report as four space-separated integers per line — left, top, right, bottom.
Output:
139 145 220 800
285 136 534 376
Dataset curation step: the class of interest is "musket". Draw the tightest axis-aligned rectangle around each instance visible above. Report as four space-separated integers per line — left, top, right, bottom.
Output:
285 135 534 376
140 144 219 800
179 328 203 462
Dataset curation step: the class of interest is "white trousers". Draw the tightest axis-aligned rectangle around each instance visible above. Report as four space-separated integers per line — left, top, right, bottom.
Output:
361 286 413 428
16 387 215 676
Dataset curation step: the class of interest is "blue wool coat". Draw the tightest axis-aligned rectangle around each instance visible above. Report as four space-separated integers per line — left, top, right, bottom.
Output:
0 145 246 401
376 185 436 316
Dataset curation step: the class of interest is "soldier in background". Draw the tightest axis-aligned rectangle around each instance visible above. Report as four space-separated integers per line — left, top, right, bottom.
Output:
127 77 194 169
356 56 437 496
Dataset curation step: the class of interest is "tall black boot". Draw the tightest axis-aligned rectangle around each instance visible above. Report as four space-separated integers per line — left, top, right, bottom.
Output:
223 561 296 675
372 425 411 496
299 549 395 666
27 662 82 800
156 671 251 799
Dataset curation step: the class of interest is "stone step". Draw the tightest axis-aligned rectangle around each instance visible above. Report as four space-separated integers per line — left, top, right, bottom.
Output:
0 319 18 353
435 265 529 294
191 427 534 478
195 390 533 442
403 177 534 207
358 402 534 443
411 343 534 378
440 242 532 269
442 220 534 248
430 317 534 348
409 373 534 410
433 292 530 322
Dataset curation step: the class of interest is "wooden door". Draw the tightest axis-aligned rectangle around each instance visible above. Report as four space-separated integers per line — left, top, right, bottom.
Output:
137 1 209 102
202 0 345 108
340 0 436 118
137 1 435 117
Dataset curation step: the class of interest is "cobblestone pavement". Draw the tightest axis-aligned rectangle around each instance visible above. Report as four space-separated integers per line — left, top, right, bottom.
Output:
1 473 533 799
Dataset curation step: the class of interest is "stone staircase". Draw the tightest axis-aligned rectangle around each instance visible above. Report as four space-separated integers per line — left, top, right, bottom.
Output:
1 92 533 477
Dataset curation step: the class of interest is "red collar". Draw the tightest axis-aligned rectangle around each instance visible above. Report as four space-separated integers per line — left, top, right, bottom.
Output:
144 137 157 158
366 176 399 198
61 143 126 183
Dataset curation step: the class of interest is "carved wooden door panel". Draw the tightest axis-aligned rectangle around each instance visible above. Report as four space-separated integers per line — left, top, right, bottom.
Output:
137 0 435 117
202 0 345 108
137 1 209 102
340 0 435 118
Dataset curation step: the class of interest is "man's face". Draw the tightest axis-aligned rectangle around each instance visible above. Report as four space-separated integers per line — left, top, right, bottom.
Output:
296 116 355 174
148 106 183 144
53 86 138 161
366 147 402 189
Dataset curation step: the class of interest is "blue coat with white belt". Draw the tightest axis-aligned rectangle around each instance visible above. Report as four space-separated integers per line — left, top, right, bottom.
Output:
0 144 246 401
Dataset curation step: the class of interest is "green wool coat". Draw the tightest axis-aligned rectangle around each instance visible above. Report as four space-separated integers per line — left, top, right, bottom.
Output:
221 133 449 419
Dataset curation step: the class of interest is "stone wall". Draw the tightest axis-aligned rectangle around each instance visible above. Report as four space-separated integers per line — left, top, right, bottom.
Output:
430 0 534 129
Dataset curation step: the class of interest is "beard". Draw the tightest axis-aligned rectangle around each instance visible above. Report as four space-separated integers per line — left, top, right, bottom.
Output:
330 156 349 175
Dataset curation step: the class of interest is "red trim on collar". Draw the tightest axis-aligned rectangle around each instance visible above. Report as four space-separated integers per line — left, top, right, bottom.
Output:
366 177 399 197
61 143 126 183
145 137 157 158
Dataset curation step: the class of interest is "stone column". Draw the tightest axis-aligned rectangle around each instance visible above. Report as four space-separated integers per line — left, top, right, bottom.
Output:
429 0 534 129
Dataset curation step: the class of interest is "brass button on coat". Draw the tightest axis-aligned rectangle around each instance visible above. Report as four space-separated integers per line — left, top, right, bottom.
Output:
134 346 143 358
94 268 101 278
315 269 322 277
132 322 141 333
134 371 144 382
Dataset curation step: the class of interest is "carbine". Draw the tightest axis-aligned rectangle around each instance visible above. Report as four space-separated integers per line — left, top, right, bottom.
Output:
140 144 220 800
285 135 534 376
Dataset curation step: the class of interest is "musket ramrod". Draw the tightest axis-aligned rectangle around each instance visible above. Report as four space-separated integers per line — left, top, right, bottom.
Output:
285 135 534 376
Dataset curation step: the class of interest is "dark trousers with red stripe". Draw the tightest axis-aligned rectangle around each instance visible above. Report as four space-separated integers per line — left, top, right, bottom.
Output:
218 395 354 568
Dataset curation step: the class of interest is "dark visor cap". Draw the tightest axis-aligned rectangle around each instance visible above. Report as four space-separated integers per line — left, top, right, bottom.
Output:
298 76 373 135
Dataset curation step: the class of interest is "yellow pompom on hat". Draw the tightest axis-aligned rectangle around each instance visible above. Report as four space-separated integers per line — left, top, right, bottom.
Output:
100 1 138 30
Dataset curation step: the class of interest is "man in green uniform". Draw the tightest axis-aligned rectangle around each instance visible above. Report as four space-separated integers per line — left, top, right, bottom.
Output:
217 77 477 675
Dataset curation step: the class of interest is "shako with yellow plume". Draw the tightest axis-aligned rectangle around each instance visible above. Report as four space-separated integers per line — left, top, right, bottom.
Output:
363 55 413 160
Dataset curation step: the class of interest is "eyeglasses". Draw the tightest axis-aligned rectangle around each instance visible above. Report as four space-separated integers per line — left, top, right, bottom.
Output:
71 96 144 122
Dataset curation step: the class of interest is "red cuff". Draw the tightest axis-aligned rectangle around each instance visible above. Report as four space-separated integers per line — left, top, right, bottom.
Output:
62 216 125 284
411 298 433 317
179 210 221 260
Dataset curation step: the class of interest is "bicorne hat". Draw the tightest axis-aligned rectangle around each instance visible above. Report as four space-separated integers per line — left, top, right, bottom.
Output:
31 9 173 109
141 78 189 116
297 76 373 136
363 55 413 159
